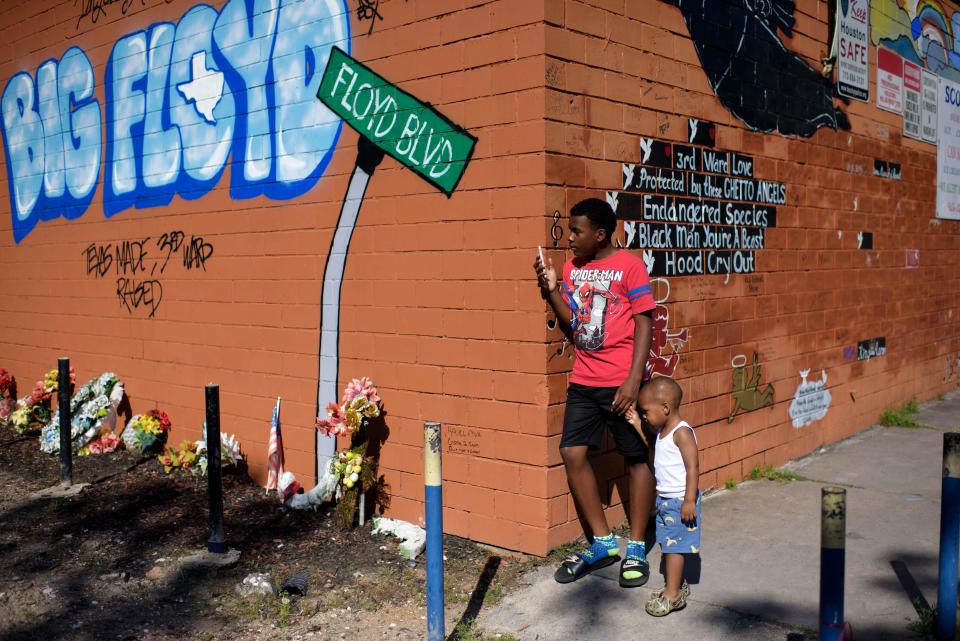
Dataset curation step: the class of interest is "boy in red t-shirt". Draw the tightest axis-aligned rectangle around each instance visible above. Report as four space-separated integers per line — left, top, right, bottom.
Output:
534 198 656 587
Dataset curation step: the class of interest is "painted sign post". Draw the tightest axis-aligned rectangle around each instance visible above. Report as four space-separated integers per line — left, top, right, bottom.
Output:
937 76 960 220
903 60 923 140
836 0 869 101
314 47 477 468
877 47 903 114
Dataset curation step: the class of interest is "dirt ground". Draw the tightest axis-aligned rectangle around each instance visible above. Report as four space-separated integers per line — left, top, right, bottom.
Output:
0 424 540 641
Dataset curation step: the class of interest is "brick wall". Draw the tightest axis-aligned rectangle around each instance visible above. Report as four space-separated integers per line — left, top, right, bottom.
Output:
0 0 958 555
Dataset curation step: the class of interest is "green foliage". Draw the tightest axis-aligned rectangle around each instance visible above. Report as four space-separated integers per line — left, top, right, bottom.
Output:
547 539 583 560
880 400 922 428
449 620 520 641
906 601 936 639
725 479 737 490
748 464 805 483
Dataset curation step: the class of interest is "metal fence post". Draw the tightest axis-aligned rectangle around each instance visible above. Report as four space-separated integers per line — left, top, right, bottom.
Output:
205 384 226 554
58 357 72 488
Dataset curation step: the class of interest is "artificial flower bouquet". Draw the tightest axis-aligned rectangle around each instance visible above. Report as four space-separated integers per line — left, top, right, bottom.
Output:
194 427 243 475
11 367 74 435
332 444 377 528
40 372 120 454
315 376 381 437
0 369 16 427
159 440 199 473
159 425 243 476
121 408 172 456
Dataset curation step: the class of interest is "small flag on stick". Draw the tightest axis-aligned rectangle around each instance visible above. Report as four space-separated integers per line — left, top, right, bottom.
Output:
265 396 284 493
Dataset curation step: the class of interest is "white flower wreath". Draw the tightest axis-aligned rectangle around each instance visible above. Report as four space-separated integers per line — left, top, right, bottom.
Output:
40 373 123 454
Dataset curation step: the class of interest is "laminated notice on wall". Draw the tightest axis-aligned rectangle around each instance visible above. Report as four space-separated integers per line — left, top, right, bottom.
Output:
877 47 904 114
922 69 939 144
903 60 922 140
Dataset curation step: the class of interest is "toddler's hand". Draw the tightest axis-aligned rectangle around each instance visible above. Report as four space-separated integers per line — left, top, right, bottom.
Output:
624 405 641 428
680 499 697 525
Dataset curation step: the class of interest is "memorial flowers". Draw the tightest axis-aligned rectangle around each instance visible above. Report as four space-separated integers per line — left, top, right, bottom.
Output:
121 409 172 456
315 376 381 437
85 433 122 455
0 369 16 426
159 427 243 476
314 377 383 528
159 440 199 473
40 372 121 454
10 367 75 435
195 428 243 476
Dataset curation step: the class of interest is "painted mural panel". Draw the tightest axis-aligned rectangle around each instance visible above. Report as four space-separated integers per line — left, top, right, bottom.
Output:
664 0 850 137
1 0 351 243
872 0 960 79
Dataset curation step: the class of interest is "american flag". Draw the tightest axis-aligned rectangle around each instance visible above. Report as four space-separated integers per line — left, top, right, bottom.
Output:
265 396 284 492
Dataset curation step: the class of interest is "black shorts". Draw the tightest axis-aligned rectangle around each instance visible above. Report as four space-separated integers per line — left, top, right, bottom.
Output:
560 382 649 464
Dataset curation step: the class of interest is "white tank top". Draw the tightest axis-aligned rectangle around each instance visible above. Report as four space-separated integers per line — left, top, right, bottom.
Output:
654 421 696 499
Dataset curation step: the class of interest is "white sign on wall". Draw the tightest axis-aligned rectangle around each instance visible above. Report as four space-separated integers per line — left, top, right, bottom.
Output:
937 76 960 220
837 0 869 101
789 370 832 428
922 69 939 144
903 60 922 140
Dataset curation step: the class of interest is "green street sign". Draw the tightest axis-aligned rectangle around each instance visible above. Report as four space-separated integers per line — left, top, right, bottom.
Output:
317 46 476 196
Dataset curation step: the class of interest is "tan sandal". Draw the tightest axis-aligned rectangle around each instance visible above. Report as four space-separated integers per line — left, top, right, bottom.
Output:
645 591 687 616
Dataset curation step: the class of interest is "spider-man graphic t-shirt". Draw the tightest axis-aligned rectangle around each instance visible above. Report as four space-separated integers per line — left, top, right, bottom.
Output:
561 250 656 387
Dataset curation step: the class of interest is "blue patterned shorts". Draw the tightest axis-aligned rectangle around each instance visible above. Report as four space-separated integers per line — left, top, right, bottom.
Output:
656 492 702 554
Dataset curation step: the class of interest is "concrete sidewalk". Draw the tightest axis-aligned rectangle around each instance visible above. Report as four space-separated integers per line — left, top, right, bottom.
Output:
481 393 960 641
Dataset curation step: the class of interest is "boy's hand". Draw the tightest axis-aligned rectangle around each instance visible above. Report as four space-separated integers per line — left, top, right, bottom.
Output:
612 377 640 415
680 499 697 525
534 255 557 293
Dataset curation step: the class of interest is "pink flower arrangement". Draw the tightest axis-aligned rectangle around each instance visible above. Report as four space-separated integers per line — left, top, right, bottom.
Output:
316 378 381 437
342 376 380 405
87 433 121 454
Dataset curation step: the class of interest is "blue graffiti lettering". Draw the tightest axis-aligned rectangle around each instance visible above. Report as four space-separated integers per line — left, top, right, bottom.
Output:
0 0 349 242
1 46 101 242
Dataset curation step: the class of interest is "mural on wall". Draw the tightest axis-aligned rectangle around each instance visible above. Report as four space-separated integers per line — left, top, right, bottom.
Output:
789 369 832 428
314 46 476 467
662 1 850 137
729 352 775 423
608 125 784 277
646 278 689 379
872 0 960 79
1 0 351 243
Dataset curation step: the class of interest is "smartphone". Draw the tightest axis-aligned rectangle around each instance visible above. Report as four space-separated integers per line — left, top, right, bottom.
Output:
537 245 544 266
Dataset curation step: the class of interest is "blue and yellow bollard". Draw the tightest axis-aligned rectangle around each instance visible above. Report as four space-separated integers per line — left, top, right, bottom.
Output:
937 432 960 641
820 486 846 641
424 421 444 641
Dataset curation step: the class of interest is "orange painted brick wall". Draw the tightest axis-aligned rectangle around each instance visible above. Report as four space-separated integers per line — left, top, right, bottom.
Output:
0 0 957 556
